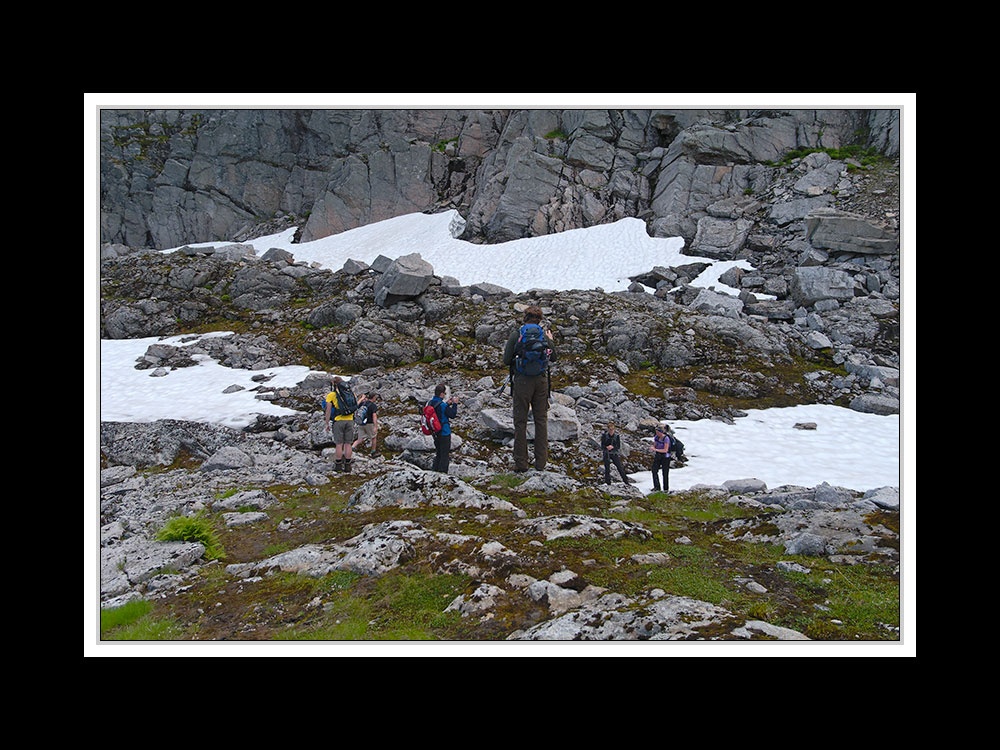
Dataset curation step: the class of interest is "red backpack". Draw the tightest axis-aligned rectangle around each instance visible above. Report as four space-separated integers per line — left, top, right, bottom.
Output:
419 401 442 435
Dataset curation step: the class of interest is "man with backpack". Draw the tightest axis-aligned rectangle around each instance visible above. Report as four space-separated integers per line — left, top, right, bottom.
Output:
503 305 557 473
426 384 459 473
324 376 358 472
351 392 380 456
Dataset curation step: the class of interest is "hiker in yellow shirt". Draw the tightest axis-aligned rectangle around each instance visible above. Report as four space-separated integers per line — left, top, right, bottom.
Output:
324 376 357 472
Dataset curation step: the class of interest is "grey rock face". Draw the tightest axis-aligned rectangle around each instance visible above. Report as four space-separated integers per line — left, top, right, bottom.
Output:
101 108 898 249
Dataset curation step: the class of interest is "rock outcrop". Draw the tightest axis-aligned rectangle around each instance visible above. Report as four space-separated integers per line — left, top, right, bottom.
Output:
101 108 899 250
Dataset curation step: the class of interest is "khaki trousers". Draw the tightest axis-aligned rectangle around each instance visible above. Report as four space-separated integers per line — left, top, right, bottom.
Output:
512 374 549 471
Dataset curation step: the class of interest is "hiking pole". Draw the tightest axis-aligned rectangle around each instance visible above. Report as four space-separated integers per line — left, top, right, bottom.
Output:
497 370 511 397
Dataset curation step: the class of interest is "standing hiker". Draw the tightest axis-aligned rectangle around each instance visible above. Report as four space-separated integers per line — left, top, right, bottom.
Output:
428 384 459 473
650 424 672 492
600 422 630 485
324 376 358 472
352 392 381 456
502 305 557 473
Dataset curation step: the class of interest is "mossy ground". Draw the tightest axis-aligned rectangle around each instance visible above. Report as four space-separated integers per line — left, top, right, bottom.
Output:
104 472 899 643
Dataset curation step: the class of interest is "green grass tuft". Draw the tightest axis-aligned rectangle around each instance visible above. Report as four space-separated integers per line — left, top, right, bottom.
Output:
155 512 225 560
100 600 183 640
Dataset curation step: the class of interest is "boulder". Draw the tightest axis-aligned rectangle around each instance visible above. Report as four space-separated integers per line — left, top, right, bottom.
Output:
789 266 856 307
469 281 513 298
864 486 900 510
341 258 370 274
689 216 753 260
200 446 254 472
690 288 743 316
849 393 900 415
479 403 580 441
261 247 294 263
805 208 899 255
374 253 435 307
723 478 767 494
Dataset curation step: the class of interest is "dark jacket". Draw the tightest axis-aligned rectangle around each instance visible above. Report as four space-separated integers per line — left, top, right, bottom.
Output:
503 325 557 374
600 431 621 456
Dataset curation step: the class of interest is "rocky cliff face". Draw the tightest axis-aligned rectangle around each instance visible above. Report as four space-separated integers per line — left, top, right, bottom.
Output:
100 108 899 250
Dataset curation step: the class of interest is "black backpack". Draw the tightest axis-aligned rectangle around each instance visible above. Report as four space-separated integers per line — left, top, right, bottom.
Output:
514 324 549 376
670 435 685 457
324 382 358 418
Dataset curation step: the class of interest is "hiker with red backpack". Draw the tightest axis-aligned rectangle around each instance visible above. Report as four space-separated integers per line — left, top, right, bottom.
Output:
502 305 557 473
423 384 459 473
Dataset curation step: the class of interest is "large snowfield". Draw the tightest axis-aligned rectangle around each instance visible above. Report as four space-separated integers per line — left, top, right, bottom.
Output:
99 211 902 494
161 211 752 296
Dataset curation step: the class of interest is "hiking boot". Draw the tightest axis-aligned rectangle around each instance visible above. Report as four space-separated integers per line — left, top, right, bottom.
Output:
334 459 344 472
344 458 352 473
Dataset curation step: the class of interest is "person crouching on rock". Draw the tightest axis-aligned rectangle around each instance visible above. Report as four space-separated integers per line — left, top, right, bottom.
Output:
600 422 630 485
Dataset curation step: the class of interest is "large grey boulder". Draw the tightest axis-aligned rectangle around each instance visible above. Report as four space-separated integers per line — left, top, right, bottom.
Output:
479 403 580 441
844 362 900 386
849 393 900 415
789 266 856 307
864 486 900 510
200 446 254 472
689 216 753 259
689 288 743 316
804 208 899 255
374 253 435 307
